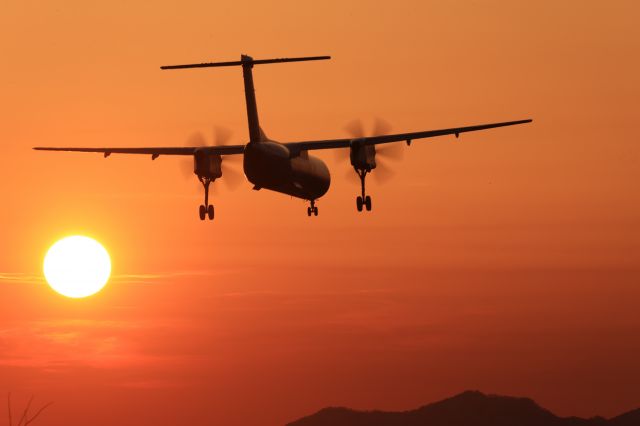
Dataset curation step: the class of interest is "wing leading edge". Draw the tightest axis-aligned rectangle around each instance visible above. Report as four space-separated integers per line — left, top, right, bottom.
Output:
32 145 245 158
285 119 532 152
33 119 531 157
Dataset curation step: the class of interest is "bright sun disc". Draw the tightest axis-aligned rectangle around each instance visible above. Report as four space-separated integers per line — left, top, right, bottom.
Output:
44 236 111 298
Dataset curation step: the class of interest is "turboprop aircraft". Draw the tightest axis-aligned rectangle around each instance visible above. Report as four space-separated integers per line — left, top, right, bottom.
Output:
34 55 532 221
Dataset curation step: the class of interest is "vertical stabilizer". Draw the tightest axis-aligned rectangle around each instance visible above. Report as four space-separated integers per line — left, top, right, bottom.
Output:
241 55 262 143
160 55 330 144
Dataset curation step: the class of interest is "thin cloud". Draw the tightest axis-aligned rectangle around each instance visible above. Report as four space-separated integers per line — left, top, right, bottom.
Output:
0 319 200 371
0 273 44 285
0 269 238 286
117 379 189 389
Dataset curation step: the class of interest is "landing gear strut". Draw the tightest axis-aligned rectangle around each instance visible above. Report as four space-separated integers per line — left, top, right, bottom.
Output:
307 199 319 217
355 169 372 212
198 176 215 221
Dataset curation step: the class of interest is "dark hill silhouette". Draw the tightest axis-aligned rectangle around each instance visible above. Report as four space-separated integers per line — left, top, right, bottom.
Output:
610 408 640 426
287 391 640 426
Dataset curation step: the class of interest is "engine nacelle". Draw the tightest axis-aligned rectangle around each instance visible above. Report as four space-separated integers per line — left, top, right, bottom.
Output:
194 149 222 179
349 140 376 171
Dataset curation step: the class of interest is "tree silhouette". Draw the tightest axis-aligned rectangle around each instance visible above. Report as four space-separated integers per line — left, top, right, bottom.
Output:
7 393 52 426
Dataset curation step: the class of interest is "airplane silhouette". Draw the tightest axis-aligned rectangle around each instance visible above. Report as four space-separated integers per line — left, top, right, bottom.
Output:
35 55 532 221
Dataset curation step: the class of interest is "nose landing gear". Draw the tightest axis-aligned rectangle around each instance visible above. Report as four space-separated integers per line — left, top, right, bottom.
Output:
198 176 215 221
307 199 319 217
355 168 373 212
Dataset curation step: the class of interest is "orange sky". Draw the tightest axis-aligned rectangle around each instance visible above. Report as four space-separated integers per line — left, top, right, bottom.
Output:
1 1 639 425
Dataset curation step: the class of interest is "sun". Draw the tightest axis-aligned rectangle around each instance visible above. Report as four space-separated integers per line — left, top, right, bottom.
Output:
43 236 111 298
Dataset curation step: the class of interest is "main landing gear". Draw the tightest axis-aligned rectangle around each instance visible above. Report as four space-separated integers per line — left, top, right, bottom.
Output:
198 176 215 221
307 199 319 217
355 169 372 212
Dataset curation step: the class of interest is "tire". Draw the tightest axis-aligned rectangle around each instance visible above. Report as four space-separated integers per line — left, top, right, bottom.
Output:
313 206 318 216
356 196 363 212
207 204 215 220
307 207 312 216
365 195 372 211
199 205 206 220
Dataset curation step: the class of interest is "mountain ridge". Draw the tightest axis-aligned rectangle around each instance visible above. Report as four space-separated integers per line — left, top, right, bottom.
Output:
286 391 639 426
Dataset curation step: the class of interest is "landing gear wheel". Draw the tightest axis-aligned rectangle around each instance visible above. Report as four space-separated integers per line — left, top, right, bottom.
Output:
307 200 318 217
356 196 363 212
365 195 372 211
198 176 214 222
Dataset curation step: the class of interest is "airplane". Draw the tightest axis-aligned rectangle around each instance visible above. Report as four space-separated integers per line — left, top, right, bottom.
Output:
34 55 532 221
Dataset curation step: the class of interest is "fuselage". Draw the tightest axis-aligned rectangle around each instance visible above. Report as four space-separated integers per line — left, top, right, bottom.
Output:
243 140 330 201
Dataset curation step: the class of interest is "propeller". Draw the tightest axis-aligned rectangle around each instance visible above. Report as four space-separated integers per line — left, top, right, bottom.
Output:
337 118 404 184
181 125 244 191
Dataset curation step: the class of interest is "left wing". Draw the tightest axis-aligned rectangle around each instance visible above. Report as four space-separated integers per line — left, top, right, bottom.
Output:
284 119 532 153
32 145 245 158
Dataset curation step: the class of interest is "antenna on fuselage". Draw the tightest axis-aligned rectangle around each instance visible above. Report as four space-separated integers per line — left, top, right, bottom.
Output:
161 55 331 144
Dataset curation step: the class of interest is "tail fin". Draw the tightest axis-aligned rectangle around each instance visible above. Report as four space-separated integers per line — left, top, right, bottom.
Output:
161 55 331 144
259 127 269 142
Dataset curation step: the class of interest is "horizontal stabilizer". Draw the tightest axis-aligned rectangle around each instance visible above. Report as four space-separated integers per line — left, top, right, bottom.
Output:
161 55 330 70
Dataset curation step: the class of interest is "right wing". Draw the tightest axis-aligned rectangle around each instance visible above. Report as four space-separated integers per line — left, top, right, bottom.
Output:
284 119 532 153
